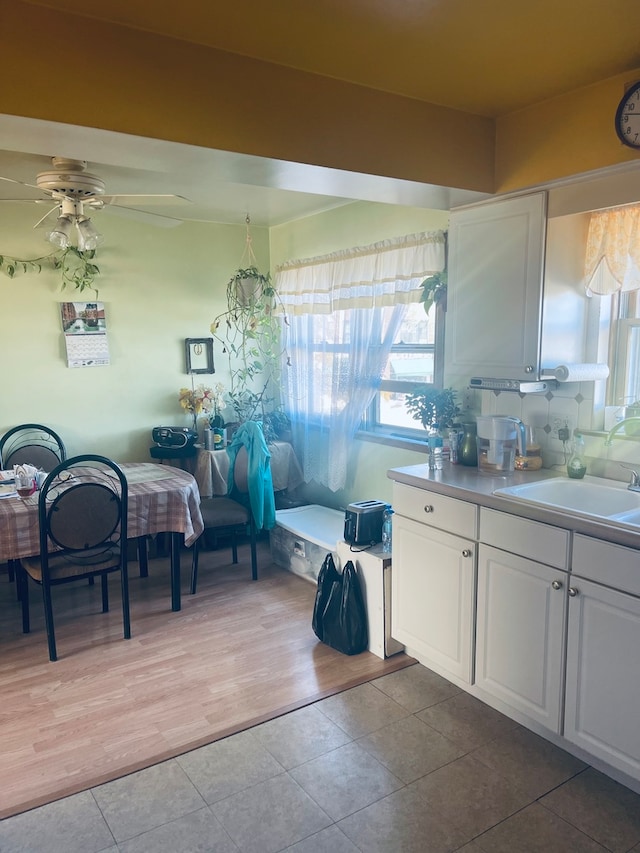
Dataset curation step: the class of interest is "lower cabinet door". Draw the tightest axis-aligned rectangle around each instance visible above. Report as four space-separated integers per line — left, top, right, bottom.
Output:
476 544 566 732
565 576 640 780
391 514 475 683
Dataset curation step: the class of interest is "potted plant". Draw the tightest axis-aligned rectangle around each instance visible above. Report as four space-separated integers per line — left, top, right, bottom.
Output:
405 385 459 431
419 269 447 315
261 409 292 444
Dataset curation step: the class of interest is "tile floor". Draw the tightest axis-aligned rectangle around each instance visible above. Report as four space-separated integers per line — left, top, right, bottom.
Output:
2 663 640 853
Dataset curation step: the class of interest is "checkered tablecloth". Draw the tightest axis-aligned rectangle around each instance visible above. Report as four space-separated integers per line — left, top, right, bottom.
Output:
0 462 204 561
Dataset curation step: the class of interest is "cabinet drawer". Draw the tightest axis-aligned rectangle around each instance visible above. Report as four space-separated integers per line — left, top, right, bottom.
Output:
480 507 569 569
392 482 478 539
573 534 640 597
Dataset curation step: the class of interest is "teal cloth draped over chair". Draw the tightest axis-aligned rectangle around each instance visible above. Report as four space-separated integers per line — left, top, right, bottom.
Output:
226 421 276 531
190 420 276 593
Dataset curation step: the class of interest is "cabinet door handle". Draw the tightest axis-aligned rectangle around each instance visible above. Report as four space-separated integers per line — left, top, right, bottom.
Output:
568 587 578 597
423 504 434 513
551 580 563 590
461 548 472 558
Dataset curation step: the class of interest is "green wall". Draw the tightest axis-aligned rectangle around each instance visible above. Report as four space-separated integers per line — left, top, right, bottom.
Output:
1 204 269 462
2 198 442 507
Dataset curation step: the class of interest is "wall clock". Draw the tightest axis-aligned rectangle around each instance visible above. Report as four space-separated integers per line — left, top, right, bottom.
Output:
615 81 640 149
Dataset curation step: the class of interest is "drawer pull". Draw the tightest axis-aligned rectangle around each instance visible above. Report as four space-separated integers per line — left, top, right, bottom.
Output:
423 504 434 513
461 549 472 558
568 587 579 597
551 580 563 590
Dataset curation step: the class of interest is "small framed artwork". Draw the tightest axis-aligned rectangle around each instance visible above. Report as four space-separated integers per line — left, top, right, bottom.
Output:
185 338 214 374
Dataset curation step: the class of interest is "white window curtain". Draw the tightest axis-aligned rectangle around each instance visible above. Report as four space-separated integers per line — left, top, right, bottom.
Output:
275 231 445 492
585 205 640 295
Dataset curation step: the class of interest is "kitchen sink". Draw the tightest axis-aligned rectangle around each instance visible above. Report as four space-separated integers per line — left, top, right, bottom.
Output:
607 507 640 525
493 476 640 520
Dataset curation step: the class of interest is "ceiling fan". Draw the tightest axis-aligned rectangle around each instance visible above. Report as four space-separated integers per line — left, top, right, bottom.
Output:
0 156 190 248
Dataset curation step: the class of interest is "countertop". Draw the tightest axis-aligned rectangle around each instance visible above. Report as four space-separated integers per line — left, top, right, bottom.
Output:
387 462 640 550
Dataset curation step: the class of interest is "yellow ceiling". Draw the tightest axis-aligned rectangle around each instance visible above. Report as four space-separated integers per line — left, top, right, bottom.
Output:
23 0 640 117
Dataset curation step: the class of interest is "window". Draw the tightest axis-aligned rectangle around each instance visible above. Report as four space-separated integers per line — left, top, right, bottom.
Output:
610 291 640 406
276 230 446 490
363 300 445 437
582 204 640 427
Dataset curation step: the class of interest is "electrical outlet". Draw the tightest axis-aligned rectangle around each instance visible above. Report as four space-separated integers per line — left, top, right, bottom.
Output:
551 417 563 438
551 417 570 440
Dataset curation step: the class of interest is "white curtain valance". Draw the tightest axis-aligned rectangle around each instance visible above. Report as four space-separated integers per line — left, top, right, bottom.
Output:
274 230 446 315
585 205 640 295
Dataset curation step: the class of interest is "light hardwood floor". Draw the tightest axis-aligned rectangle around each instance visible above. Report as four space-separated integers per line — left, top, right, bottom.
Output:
0 540 412 820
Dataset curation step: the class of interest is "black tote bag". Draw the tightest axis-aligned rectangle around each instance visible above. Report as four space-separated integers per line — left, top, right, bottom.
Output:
319 559 368 656
312 553 341 642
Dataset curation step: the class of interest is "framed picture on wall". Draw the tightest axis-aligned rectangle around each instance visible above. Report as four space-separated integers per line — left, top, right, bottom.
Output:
185 338 214 374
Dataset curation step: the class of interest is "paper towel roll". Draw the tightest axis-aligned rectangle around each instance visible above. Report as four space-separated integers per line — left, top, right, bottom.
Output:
553 363 610 382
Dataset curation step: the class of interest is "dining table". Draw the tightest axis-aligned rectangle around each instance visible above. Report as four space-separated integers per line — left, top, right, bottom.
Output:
0 462 203 612
194 440 304 498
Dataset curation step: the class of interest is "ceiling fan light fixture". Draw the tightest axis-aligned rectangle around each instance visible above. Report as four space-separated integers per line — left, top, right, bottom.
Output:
76 215 103 251
48 214 73 249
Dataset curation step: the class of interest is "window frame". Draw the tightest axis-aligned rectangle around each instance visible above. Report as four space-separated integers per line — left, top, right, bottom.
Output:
361 300 446 438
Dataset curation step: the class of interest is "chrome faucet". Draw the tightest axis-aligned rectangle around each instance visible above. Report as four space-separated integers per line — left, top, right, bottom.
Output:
605 417 640 445
507 417 527 456
619 463 640 492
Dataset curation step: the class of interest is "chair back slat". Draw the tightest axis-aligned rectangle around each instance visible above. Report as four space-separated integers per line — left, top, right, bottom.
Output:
6 445 63 471
0 423 66 470
48 483 121 551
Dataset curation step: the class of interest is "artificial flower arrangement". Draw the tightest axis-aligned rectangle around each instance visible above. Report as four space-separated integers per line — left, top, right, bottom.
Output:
178 384 214 425
208 382 227 427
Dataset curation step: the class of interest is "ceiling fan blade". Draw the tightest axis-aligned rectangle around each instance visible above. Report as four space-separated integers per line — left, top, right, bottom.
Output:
101 194 192 208
100 204 184 228
32 205 59 230
0 174 45 194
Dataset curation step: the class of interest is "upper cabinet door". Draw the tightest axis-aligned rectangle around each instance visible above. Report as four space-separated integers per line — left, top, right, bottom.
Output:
446 192 547 381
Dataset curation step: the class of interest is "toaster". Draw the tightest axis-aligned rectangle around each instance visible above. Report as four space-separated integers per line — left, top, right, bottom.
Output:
151 426 198 448
344 500 388 546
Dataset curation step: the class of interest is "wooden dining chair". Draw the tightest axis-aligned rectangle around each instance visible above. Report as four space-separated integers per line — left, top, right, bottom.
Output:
16 454 131 662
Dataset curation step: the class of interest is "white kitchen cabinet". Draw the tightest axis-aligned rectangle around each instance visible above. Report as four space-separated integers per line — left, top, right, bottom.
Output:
564 536 640 780
446 191 547 380
476 543 567 732
476 509 569 732
391 512 476 683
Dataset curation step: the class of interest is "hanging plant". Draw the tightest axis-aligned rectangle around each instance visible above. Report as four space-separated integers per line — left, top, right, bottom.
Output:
210 217 289 424
210 267 288 423
0 247 101 295
229 265 273 308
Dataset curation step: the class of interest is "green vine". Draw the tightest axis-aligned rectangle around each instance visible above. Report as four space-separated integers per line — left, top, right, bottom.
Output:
0 247 100 296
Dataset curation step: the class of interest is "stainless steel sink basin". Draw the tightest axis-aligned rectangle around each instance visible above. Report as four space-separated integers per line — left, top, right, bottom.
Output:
493 476 640 520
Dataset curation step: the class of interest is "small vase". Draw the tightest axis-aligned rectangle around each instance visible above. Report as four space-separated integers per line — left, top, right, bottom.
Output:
458 422 478 466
